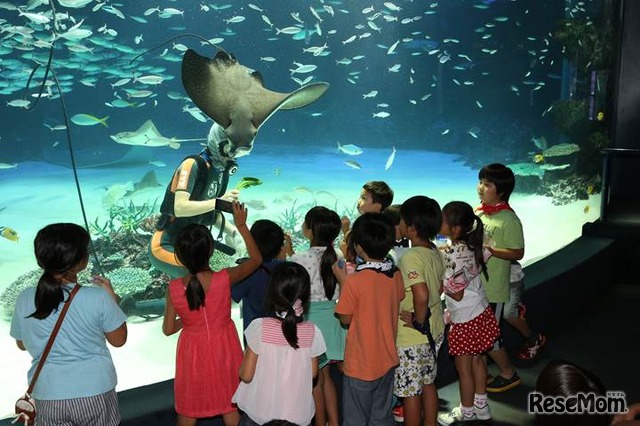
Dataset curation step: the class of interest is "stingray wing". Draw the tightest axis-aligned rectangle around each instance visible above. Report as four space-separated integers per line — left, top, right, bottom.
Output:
182 49 329 130
254 82 330 129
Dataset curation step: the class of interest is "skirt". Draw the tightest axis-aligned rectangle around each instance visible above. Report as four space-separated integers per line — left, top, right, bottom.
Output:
307 300 346 367
448 306 500 356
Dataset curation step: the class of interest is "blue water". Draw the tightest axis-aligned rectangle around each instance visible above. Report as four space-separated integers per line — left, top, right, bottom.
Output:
0 0 608 414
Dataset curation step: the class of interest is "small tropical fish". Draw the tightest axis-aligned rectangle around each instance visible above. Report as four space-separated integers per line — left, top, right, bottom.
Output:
586 185 594 195
468 130 479 139
0 163 18 169
71 114 109 127
373 111 391 118
442 129 450 135
533 154 544 164
235 177 263 190
337 142 363 156
344 160 362 170
149 161 166 167
385 146 396 171
0 226 19 242
583 205 590 214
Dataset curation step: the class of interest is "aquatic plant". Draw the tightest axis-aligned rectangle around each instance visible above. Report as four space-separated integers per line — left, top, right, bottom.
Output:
107 267 152 298
555 18 612 70
551 99 589 138
278 199 304 235
90 199 158 240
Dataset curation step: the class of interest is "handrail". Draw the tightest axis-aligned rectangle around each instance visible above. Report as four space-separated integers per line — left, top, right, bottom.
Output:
600 148 640 220
601 148 640 157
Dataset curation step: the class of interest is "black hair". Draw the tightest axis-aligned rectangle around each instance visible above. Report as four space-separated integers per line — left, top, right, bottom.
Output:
174 224 214 311
265 262 311 349
251 220 284 261
400 196 442 241
304 206 341 300
478 163 516 202
350 213 395 260
363 181 394 210
30 223 90 320
382 204 402 225
442 202 488 280
534 360 611 426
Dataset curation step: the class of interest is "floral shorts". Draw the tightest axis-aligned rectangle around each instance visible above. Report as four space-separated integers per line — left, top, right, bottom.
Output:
393 334 444 397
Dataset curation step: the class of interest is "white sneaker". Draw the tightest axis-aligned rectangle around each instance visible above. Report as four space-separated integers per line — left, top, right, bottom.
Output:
437 406 477 425
474 403 492 420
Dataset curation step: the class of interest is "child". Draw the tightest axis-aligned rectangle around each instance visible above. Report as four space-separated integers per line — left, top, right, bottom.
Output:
233 262 327 426
340 180 394 259
163 202 262 426
435 202 500 425
383 203 411 264
506 262 546 360
394 195 446 426
290 206 345 426
10 223 127 426
232 220 292 332
476 163 525 392
333 213 405 425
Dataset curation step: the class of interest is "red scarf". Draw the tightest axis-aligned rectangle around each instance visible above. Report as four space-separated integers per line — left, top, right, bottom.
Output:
476 202 513 215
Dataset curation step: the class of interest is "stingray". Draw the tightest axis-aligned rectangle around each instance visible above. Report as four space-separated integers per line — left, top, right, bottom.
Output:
181 49 329 150
110 119 207 150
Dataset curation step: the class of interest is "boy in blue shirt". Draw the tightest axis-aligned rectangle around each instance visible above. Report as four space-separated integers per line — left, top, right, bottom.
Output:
232 220 291 332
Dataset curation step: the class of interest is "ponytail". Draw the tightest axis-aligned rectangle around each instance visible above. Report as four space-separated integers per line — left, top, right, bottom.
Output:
185 272 205 311
467 216 489 280
320 245 338 300
28 271 66 320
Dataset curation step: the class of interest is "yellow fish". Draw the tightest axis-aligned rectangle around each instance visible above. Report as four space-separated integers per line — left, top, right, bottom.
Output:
533 154 544 164
597 111 604 121
583 205 590 214
0 226 19 242
586 185 594 195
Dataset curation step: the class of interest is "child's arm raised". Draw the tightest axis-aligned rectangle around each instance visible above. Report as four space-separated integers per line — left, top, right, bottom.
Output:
227 202 263 284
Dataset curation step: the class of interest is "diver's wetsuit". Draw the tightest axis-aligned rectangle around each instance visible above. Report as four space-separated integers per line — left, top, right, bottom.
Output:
149 149 230 278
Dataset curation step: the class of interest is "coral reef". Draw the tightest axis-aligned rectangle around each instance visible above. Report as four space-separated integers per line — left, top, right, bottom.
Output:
555 18 612 70
1 265 93 318
107 267 152 298
540 175 601 206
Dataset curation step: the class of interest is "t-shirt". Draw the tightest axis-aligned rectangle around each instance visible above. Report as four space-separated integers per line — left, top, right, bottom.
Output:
10 284 127 400
335 268 404 381
232 318 326 425
231 260 283 331
291 247 341 302
478 209 524 302
442 242 490 323
397 246 445 347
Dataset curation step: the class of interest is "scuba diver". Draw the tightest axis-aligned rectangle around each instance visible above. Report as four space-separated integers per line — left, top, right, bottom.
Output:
149 121 254 278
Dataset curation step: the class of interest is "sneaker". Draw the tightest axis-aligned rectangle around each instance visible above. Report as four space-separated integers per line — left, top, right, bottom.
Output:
438 406 477 425
392 404 404 422
474 403 492 420
486 373 495 385
517 302 527 318
517 333 546 360
486 372 522 392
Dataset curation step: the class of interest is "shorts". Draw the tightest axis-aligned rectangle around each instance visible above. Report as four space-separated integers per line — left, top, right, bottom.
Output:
35 390 120 426
488 302 505 350
393 334 444 397
504 278 524 319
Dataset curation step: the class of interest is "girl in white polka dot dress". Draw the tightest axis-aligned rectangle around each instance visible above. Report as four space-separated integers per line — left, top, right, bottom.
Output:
437 201 500 425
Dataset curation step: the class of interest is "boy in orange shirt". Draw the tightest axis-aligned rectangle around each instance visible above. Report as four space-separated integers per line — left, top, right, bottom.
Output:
334 213 405 425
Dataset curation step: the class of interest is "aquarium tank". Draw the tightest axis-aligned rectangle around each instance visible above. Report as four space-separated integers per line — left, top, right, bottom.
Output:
0 0 614 417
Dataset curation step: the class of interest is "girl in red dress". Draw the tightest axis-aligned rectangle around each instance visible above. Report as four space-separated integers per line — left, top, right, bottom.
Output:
163 202 262 426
